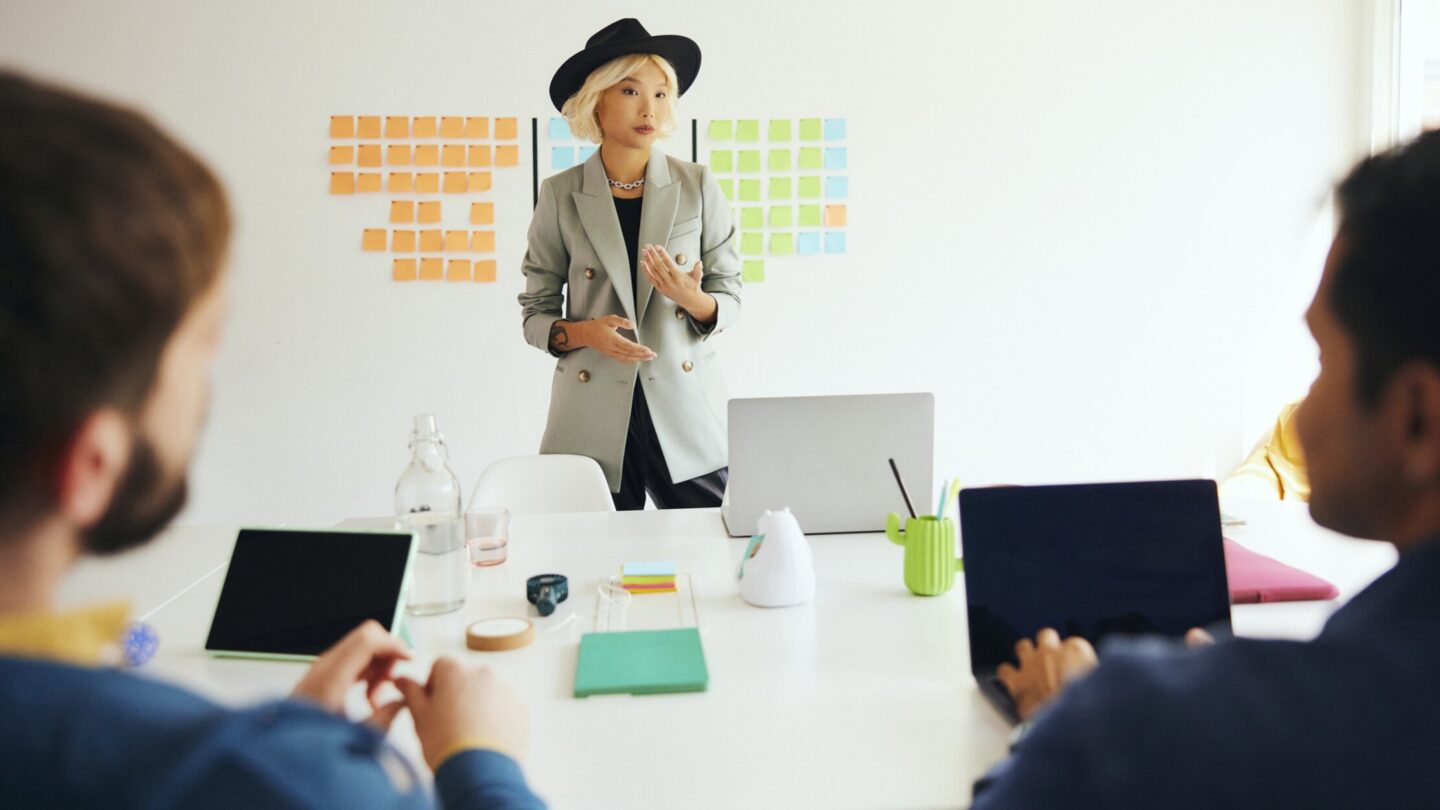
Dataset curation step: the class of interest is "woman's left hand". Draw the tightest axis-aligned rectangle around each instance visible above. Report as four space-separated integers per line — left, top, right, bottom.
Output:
640 244 705 312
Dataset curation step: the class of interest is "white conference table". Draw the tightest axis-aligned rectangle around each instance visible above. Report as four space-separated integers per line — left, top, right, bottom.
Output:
58 498 1397 809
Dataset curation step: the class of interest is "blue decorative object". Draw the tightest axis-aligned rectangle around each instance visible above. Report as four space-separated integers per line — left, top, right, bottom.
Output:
121 621 159 667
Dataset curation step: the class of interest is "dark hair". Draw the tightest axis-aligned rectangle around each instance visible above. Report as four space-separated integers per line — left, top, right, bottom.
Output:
1332 129 1440 406
0 71 230 526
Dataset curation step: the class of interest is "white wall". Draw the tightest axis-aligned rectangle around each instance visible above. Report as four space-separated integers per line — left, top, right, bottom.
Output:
1 0 1367 525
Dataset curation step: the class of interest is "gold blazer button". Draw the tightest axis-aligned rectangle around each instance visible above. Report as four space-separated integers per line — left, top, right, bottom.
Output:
578 370 591 383
681 361 694 373
675 253 688 266
675 307 686 320
583 267 596 280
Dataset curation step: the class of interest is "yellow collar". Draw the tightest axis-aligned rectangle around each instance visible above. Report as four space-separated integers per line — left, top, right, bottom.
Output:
0 602 131 666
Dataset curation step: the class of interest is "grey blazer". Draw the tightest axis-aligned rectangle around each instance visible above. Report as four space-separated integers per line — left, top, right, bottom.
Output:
518 149 742 492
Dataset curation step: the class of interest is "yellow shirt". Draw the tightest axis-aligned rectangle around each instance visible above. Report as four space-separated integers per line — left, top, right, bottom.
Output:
1222 400 1311 502
0 602 130 665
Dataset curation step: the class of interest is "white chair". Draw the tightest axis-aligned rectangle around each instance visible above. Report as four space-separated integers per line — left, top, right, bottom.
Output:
468 454 615 514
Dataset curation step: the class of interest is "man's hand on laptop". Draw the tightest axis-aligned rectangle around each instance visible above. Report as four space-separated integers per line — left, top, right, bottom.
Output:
999 627 1219 721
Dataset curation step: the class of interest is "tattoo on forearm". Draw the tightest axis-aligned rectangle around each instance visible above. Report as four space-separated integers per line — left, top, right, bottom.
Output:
549 322 571 351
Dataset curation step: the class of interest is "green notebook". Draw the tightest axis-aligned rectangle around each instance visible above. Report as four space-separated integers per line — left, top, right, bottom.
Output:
573 628 709 697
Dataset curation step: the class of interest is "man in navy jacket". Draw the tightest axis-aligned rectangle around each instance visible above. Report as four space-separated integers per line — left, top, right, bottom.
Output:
974 131 1440 807
0 71 544 809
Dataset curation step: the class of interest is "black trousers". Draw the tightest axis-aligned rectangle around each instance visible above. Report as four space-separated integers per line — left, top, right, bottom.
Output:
612 383 728 511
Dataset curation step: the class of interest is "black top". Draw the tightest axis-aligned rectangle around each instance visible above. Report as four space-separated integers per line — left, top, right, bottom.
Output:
613 195 643 298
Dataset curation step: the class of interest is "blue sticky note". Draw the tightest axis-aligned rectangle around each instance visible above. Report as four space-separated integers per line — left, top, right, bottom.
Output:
578 145 597 162
624 561 677 577
551 147 576 170
549 117 571 140
826 176 848 199
824 147 847 170
824 118 847 141
797 232 821 255
824 231 847 254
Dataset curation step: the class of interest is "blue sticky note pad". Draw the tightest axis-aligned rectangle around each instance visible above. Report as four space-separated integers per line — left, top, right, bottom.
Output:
623 561 676 577
578 145 597 162
551 147 575 170
824 118 847 141
826 176 848 199
797 232 821 255
825 147 847 170
825 231 847 254
549 117 571 140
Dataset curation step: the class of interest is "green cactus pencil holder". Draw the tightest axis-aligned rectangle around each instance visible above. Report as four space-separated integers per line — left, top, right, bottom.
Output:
885 513 963 596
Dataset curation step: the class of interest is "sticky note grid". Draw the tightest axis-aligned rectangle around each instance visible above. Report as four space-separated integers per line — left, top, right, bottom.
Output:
544 116 599 172
329 115 520 283
704 117 848 283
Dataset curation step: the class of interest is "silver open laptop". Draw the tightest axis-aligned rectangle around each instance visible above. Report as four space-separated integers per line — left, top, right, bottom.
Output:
721 393 935 536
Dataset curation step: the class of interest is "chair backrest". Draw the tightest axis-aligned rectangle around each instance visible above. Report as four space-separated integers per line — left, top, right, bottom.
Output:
469 454 615 514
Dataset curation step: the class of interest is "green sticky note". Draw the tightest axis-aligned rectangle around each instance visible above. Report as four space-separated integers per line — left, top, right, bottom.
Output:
799 204 822 226
707 120 733 141
769 177 793 200
798 176 822 198
770 206 793 228
738 150 761 172
717 178 734 200
768 119 792 141
768 149 791 172
741 232 764 255
770 233 795 255
799 118 823 140
736 119 760 141
739 179 761 201
710 150 733 173
574 629 709 697
798 148 823 170
741 207 764 229
742 260 765 282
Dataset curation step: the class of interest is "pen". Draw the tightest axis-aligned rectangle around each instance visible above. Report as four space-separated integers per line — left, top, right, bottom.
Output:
888 458 917 519
935 479 948 520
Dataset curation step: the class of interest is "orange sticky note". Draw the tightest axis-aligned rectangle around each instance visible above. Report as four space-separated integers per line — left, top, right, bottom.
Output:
470 231 496 253
357 116 382 139
329 146 354 165
468 145 491 167
442 144 466 168
414 145 439 166
389 200 414 224
357 173 382 192
330 173 355 194
420 230 444 252
385 116 409 139
415 173 439 193
417 201 442 224
824 204 847 227
473 259 497 282
468 172 492 192
443 172 467 193
387 145 412 166
393 258 418 281
357 145 382 167
445 230 469 252
362 229 387 251
411 116 437 138
495 118 518 140
447 259 472 281
495 145 518 167
470 202 494 225
465 117 489 139
330 116 355 138
441 116 465 138
419 257 444 280
388 172 414 193
392 230 417 252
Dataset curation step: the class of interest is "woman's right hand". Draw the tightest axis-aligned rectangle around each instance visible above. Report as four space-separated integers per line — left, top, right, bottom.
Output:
574 315 657 364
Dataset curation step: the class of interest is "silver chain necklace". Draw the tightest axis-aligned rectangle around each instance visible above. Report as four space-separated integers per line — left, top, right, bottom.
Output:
607 176 645 191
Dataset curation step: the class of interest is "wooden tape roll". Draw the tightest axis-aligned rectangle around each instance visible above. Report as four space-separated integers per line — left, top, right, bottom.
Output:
466 617 535 651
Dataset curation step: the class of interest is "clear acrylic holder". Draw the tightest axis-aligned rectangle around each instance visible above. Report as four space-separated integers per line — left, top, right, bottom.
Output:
594 573 701 633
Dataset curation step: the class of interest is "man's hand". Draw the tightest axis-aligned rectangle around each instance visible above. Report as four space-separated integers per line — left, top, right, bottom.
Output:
292 620 410 732
996 628 1098 722
396 659 530 771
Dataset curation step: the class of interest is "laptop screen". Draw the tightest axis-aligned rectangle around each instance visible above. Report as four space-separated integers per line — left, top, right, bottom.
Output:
961 480 1232 674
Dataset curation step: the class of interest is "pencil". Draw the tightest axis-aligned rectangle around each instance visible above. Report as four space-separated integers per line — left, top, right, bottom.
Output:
888 458 917 519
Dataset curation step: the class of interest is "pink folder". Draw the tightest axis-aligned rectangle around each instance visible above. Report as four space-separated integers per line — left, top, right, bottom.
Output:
1224 538 1339 604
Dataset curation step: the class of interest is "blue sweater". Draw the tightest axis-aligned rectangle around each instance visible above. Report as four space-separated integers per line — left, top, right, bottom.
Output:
0 659 545 809
973 537 1440 808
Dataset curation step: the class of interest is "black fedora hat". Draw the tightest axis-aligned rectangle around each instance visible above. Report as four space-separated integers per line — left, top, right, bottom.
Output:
549 18 701 112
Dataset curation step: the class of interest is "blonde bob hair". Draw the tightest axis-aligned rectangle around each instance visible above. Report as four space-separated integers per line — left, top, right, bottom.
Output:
561 53 679 144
